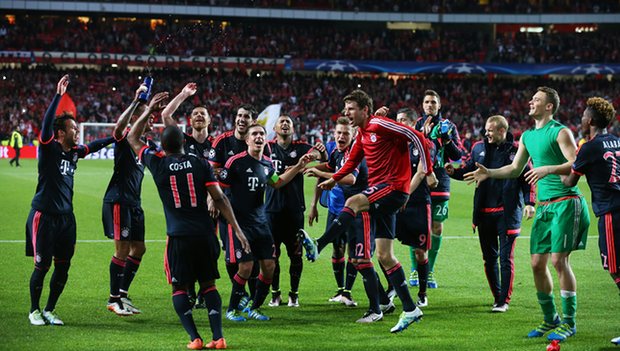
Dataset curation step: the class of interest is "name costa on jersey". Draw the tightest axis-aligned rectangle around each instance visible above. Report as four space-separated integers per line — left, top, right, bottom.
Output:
169 160 193 171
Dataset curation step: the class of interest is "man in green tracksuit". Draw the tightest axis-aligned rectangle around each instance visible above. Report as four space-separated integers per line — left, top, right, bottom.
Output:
465 87 590 342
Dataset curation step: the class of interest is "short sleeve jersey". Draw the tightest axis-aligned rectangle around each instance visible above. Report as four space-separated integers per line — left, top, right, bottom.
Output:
572 133 620 216
264 140 313 213
208 130 247 168
521 119 581 201
140 146 218 237
184 133 213 160
103 133 145 206
31 140 90 214
218 152 276 226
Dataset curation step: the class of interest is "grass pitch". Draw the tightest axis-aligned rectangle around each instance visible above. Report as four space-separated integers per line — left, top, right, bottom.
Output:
0 159 616 351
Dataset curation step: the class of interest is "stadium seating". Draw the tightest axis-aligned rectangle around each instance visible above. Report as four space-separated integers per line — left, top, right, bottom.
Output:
1 67 618 145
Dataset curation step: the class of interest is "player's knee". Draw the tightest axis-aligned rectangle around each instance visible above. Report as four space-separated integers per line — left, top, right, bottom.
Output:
376 251 396 267
130 242 146 258
237 262 254 277
34 262 51 273
530 256 547 272
353 258 371 268
172 284 190 293
344 194 367 213
414 249 427 262
199 280 216 291
432 222 443 234
114 241 131 259
261 260 276 275
332 244 346 259
550 256 569 271
53 259 71 277
289 255 302 267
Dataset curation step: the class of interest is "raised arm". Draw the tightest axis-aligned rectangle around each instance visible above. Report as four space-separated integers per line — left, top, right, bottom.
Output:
128 92 169 155
161 82 197 127
41 75 69 143
113 85 146 140
443 129 464 161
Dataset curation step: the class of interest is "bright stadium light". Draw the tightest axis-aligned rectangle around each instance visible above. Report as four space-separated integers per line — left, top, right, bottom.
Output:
520 26 543 33
112 87 117 91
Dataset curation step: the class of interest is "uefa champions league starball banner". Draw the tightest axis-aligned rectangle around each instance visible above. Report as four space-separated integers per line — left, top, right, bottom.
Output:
1 51 618 76
289 59 620 76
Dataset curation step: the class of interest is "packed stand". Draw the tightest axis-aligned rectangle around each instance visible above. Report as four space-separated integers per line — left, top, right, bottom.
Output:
4 16 619 64
492 31 620 64
1 67 618 145
0 16 487 62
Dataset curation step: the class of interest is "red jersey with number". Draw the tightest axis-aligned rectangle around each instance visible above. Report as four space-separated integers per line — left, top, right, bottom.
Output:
333 115 432 193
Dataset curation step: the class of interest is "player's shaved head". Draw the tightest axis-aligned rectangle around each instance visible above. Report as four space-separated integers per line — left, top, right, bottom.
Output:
161 125 184 153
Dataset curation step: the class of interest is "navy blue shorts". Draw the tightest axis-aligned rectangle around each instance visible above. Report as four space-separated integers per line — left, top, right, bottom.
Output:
25 209 76 267
225 222 276 264
347 212 375 260
268 210 303 258
102 203 145 241
599 211 620 274
363 183 408 239
165 235 220 286
396 203 432 250
327 211 348 248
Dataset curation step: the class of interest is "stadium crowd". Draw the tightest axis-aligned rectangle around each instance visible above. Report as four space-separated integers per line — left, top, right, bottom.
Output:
1 16 487 62
492 31 620 64
1 67 618 147
2 16 620 63
45 0 620 14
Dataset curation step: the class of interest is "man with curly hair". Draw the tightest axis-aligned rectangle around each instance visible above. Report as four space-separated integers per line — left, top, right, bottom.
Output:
561 97 620 345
